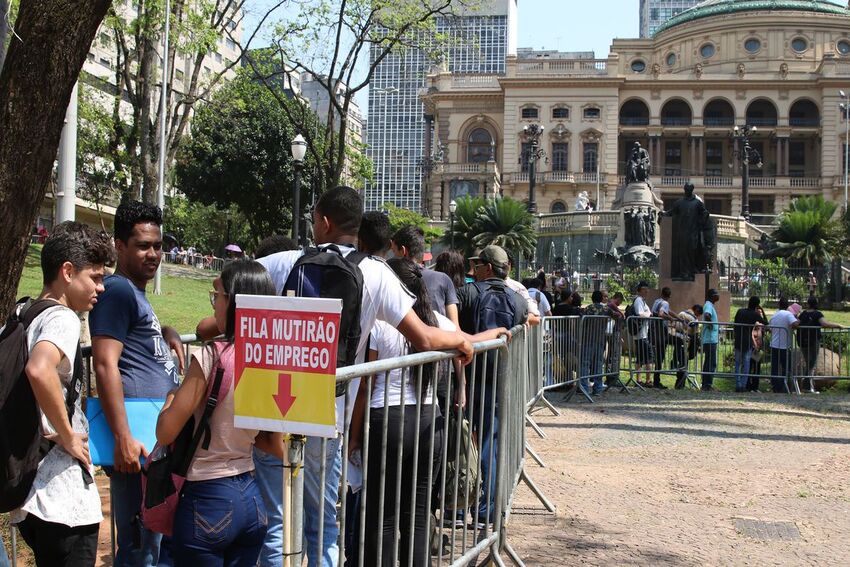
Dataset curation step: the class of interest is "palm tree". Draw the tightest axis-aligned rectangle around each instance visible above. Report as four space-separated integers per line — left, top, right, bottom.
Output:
768 195 838 267
441 195 486 256
473 197 537 259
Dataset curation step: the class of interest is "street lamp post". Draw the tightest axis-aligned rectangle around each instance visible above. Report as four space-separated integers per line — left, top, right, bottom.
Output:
840 90 849 213
449 199 457 249
522 124 546 214
731 124 762 222
291 134 307 246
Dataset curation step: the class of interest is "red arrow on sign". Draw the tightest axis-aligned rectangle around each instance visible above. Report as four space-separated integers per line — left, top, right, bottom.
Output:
273 373 297 417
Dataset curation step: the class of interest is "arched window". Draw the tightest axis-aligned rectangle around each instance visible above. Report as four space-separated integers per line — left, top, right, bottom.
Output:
551 201 567 213
467 128 494 163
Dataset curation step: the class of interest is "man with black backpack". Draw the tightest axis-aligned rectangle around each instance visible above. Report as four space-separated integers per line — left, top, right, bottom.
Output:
259 186 472 567
1 222 113 566
456 245 528 530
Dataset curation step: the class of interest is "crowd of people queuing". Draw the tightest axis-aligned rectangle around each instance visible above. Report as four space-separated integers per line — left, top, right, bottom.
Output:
6 186 848 566
3 187 535 567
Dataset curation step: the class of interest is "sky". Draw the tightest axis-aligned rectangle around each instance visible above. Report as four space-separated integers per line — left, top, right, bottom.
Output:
516 0 639 57
242 0 641 109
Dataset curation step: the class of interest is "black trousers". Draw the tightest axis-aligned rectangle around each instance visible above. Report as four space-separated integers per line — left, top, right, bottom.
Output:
651 332 668 386
670 337 688 389
17 513 99 567
365 404 442 566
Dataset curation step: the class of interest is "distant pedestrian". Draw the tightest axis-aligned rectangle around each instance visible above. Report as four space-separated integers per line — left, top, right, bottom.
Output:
797 296 845 392
732 296 767 392
580 291 612 396
631 282 655 388
650 287 678 389
524 277 552 317
700 289 721 391
768 297 800 393
672 304 703 389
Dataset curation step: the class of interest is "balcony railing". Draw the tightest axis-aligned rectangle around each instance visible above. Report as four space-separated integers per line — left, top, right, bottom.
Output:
789 177 821 188
510 172 545 183
704 176 734 187
440 162 498 175
450 75 501 89
745 117 778 126
545 171 575 183
661 117 692 126
748 177 776 187
704 117 734 127
789 117 820 127
513 58 608 77
538 211 620 233
619 117 649 126
660 176 691 186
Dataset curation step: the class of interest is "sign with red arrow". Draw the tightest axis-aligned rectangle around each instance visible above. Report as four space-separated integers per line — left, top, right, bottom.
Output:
232 295 341 438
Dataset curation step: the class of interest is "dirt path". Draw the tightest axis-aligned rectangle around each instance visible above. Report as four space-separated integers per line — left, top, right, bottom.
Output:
508 390 850 566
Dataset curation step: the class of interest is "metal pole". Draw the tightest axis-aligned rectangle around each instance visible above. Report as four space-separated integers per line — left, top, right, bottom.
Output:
450 212 455 249
292 164 302 245
289 435 305 566
528 139 537 213
56 82 79 223
844 100 850 214
742 141 750 221
153 0 171 295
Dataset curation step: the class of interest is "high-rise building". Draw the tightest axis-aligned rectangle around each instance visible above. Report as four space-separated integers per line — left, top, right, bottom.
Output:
639 0 701 38
365 1 518 212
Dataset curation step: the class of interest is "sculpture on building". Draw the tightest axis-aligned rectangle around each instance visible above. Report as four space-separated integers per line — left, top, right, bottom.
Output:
575 191 591 211
662 183 716 281
625 141 651 185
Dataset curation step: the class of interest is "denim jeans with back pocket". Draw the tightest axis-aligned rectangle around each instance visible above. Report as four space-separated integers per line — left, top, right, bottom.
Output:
171 472 268 566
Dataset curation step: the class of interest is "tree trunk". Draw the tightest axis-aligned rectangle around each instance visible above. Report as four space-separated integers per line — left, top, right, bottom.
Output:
0 0 9 72
0 0 111 319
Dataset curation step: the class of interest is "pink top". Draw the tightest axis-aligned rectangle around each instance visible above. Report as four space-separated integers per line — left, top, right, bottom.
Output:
186 343 258 481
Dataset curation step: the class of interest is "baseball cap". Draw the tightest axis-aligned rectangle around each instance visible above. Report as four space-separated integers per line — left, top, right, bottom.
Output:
468 245 510 269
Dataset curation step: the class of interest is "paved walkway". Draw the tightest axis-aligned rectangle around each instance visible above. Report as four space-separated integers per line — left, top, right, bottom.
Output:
509 391 850 566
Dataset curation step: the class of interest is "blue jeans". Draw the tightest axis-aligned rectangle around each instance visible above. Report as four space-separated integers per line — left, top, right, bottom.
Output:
734 348 752 391
580 344 605 395
172 472 267 566
110 470 163 567
0 533 9 567
701 343 718 389
468 380 498 523
252 447 284 566
303 435 342 567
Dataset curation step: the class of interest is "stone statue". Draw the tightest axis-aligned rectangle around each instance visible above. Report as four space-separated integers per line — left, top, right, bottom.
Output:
625 142 651 185
663 183 716 281
575 191 590 211
624 206 655 248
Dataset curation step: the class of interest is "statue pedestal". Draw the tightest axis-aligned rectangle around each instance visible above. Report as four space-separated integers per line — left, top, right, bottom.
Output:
613 181 663 251
654 216 730 321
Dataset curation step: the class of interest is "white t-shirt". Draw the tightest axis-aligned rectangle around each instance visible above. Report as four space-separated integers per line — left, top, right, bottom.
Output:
769 309 797 349
505 277 540 317
633 296 651 339
12 304 102 528
527 287 551 315
259 246 416 431
368 311 454 408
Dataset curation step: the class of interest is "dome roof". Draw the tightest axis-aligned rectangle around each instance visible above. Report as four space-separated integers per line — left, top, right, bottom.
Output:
654 0 850 36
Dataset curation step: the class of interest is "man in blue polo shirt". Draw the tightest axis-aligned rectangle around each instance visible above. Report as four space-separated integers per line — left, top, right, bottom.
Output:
90 202 184 566
701 288 721 391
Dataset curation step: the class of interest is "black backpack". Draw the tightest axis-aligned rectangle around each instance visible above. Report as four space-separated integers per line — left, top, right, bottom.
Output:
625 303 640 336
282 245 367 397
471 281 517 334
0 298 84 512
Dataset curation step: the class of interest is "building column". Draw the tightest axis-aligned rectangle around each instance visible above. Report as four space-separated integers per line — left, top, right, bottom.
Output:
783 138 790 177
696 137 704 175
684 136 697 177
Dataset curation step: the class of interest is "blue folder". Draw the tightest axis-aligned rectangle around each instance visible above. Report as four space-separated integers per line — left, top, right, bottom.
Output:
86 397 165 466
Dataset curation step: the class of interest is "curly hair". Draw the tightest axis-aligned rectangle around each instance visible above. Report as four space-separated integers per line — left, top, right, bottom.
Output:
114 201 162 243
41 221 115 284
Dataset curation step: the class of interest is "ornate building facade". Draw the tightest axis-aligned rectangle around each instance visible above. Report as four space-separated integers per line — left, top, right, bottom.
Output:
421 0 850 226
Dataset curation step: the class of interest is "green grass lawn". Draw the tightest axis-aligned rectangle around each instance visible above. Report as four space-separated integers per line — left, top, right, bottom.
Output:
18 245 213 334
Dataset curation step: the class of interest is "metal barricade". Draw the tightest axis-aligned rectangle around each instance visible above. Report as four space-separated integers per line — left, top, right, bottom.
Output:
326 324 550 566
623 315 697 391
541 316 581 393
7 329 554 566
795 326 850 392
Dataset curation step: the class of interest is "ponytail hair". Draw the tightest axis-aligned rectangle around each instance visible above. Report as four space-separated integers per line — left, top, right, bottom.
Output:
387 258 438 397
